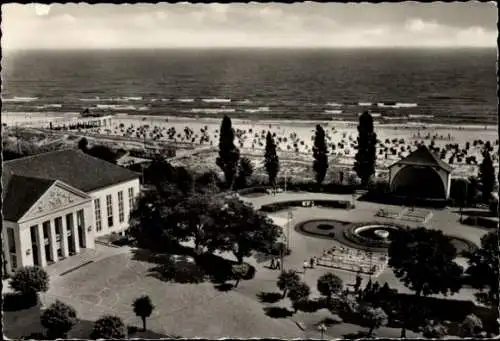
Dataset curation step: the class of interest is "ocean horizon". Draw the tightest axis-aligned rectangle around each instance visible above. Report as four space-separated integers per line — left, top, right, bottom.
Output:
2 47 497 125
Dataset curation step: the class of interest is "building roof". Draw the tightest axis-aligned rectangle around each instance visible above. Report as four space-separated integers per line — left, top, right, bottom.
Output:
3 175 56 222
389 145 453 173
3 149 140 193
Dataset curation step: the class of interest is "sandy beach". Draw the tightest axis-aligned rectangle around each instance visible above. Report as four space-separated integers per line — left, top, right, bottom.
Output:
3 112 498 179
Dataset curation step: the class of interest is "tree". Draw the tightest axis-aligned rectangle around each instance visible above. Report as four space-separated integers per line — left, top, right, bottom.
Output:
205 197 281 263
9 266 49 303
422 321 448 339
312 124 329 184
317 272 343 301
460 314 483 337
359 305 388 337
86 145 118 163
41 300 77 338
277 270 301 298
236 157 254 189
288 281 311 311
479 151 495 202
451 178 469 221
465 231 499 307
78 137 88 152
91 315 127 339
388 227 463 298
195 170 220 194
128 190 184 251
354 111 377 188
132 295 155 331
169 193 223 254
216 115 240 189
264 131 280 187
231 263 250 288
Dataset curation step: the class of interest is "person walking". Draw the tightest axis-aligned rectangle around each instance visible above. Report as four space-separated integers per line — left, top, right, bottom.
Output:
275 259 281 271
270 257 276 270
310 257 315 269
303 260 308 274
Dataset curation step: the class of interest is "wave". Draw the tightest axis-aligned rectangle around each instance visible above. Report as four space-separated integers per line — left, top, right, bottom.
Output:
189 108 236 114
161 99 170 102
382 116 408 120
409 114 434 119
3 96 39 102
201 98 231 103
237 99 252 105
358 102 372 106
95 104 138 110
34 104 63 109
326 102 343 107
395 102 418 108
176 98 195 103
324 110 343 114
377 102 418 108
80 97 102 102
123 96 143 101
244 107 270 113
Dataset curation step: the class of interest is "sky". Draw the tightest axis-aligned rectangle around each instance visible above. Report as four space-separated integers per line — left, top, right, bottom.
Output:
1 2 497 49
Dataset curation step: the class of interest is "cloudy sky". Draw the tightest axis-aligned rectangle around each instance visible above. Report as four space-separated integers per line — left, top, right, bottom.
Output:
2 2 497 49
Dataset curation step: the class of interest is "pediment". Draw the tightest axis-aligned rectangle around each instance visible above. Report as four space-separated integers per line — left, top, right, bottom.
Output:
21 182 91 222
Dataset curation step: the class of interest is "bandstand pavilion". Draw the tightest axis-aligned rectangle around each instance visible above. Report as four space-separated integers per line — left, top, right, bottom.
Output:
388 145 453 200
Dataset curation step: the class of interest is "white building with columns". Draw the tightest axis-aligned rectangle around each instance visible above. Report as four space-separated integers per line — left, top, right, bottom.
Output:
2 149 140 275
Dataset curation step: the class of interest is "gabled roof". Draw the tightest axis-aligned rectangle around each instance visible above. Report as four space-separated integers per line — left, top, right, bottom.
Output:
3 175 56 222
3 149 140 193
389 145 453 173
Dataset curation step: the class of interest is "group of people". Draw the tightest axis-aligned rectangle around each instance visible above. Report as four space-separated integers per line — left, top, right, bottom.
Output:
269 257 281 270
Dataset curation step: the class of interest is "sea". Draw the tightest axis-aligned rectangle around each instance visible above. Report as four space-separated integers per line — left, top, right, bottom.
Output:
1 48 497 125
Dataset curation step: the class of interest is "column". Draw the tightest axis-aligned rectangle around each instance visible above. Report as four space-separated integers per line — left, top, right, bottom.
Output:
71 213 80 254
48 221 58 262
36 224 47 267
61 217 69 258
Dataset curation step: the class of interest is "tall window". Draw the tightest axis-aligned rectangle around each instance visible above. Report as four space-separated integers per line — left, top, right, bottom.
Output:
77 209 85 229
118 191 125 223
128 187 135 211
7 228 16 253
106 194 114 228
94 199 102 232
66 213 73 236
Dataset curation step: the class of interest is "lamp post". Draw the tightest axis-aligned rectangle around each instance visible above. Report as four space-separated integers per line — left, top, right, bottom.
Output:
287 211 293 251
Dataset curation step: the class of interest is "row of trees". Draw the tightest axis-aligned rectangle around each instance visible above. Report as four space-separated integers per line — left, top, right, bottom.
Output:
216 112 377 189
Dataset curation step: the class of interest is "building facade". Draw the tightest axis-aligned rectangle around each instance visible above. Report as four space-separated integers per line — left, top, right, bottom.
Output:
2 149 140 275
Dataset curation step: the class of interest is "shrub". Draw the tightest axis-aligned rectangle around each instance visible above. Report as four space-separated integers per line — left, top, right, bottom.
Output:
10 266 49 300
460 313 483 337
422 321 448 338
41 300 78 338
91 315 127 339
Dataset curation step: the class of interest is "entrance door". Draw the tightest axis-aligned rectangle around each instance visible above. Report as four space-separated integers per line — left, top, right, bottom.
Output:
30 225 40 266
78 225 85 248
66 214 75 255
77 209 86 248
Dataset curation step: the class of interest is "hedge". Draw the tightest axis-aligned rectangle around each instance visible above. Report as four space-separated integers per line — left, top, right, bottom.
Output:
259 199 354 213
